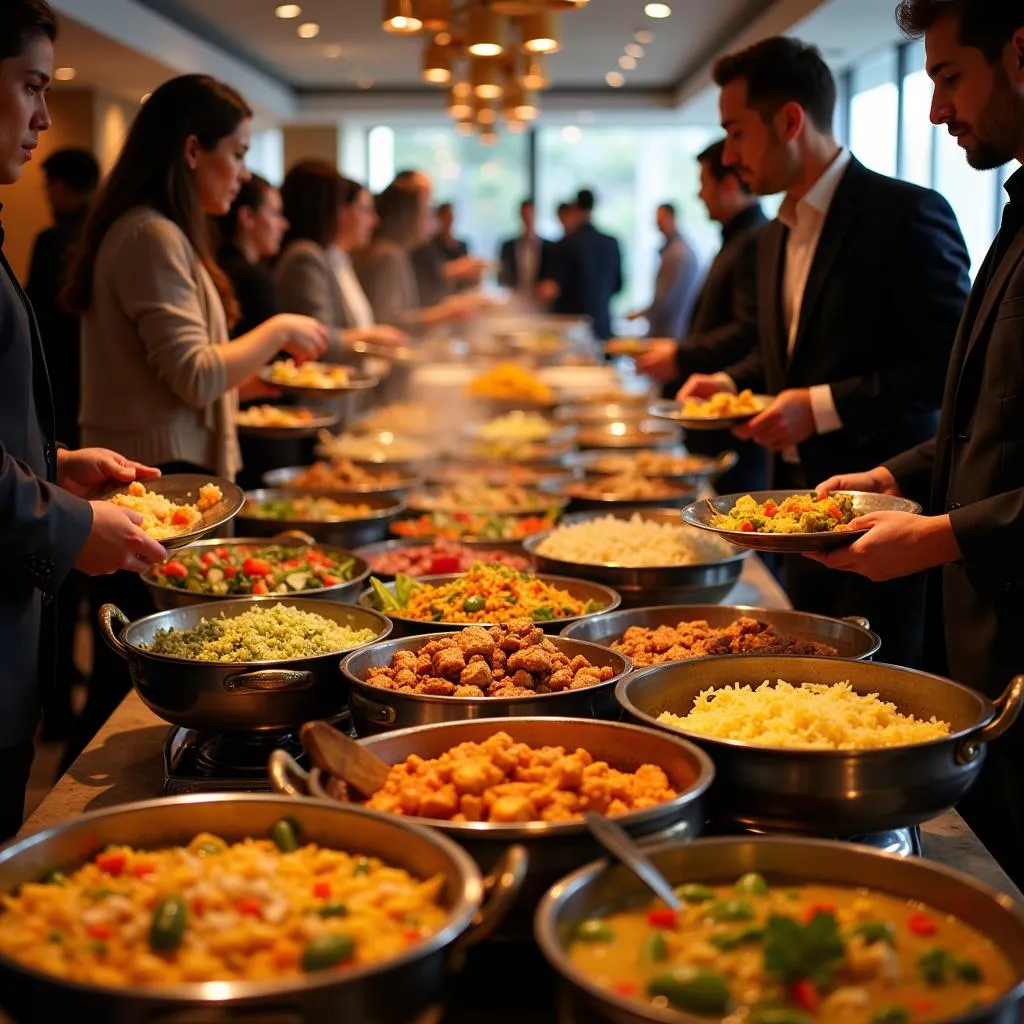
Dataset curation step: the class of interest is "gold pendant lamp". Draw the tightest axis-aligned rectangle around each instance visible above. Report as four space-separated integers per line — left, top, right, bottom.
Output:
381 0 422 34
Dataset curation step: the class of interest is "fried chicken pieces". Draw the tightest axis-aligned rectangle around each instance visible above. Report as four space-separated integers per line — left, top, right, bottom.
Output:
364 730 677 824
364 620 616 698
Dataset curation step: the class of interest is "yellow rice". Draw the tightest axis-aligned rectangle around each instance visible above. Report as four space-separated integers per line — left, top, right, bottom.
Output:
658 679 951 750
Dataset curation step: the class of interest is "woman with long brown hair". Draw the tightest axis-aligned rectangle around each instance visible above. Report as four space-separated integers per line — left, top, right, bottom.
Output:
65 73 327 480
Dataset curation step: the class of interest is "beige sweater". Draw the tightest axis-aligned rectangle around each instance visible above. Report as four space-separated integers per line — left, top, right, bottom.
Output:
79 207 240 479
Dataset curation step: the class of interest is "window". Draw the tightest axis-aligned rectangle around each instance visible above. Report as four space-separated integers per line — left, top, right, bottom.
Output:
849 49 899 176
534 125 719 322
366 125 529 266
899 43 933 187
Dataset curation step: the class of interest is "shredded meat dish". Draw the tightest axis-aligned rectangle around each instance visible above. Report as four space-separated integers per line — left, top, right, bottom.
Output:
364 620 616 698
612 616 839 668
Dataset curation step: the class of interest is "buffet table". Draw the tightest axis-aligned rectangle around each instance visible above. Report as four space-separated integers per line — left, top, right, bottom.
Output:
14 554 1024 1024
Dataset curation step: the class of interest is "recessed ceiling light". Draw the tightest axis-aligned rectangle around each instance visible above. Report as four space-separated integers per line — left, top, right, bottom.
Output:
625 43 644 58
275 4 301 18
618 55 637 70
634 29 654 44
297 21 320 38
323 44 343 58
54 66 76 81
605 71 624 87
561 125 581 143
644 3 672 18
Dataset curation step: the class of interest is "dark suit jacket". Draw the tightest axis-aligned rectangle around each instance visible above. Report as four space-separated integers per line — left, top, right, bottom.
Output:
886 168 1024 698
552 222 623 340
0 213 92 749
499 234 551 291
725 158 970 487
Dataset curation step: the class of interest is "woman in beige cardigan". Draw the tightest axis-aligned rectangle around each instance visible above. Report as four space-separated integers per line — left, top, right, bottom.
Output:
65 74 327 482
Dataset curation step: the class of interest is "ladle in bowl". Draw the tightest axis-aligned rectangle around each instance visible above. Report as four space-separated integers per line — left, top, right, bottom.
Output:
299 720 391 798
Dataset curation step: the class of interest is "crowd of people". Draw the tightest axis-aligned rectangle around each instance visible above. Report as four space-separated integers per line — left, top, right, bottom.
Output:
0 0 1022 887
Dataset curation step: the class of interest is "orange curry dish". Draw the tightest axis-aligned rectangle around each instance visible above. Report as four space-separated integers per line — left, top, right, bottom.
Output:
364 731 678 824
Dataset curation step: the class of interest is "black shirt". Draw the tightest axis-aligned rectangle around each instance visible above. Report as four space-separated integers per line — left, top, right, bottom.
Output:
218 243 281 338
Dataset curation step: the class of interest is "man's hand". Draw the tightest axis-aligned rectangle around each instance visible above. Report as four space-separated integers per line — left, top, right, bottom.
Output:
816 466 902 498
677 374 727 400
807 512 960 581
74 502 168 575
636 339 679 383
57 448 161 500
366 324 412 348
735 388 815 450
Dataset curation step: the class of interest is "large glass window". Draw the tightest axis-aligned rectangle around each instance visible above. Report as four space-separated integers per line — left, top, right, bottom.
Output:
899 43 933 187
366 125 529 268
534 125 719 322
849 49 899 176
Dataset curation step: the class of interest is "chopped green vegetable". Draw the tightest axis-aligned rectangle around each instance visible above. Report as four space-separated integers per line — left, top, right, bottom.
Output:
42 870 68 887
530 605 554 622
763 912 846 990
957 960 983 983
709 925 765 952
575 919 615 942
195 840 224 857
47 931 63 945
851 920 896 947
370 577 401 611
751 1008 813 1024
675 883 716 904
463 595 486 614
642 930 669 963
871 1008 910 1024
647 966 731 1015
353 857 371 877
83 887 114 901
735 872 769 896
302 933 355 972
149 895 187 952
318 902 349 919
394 572 420 607
706 898 755 923
271 818 300 853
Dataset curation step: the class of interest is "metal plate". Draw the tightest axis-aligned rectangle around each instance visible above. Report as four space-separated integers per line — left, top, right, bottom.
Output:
105 474 244 551
235 409 340 440
648 396 773 431
575 418 681 451
257 364 380 402
681 490 923 553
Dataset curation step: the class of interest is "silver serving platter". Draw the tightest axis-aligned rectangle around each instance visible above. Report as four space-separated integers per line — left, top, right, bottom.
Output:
648 395 773 431
524 509 748 608
104 474 244 551
683 489 924 553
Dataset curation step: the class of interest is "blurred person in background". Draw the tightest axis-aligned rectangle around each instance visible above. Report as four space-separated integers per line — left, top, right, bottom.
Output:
355 181 475 330
499 198 551 306
217 173 286 337
62 74 328 769
626 202 702 340
638 140 768 494
275 161 408 351
536 201 577 307
432 201 484 293
25 145 100 741
0 0 169 833
676 37 970 667
433 201 467 261
550 188 623 340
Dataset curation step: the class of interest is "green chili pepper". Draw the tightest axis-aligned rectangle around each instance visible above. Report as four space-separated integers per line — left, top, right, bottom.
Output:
871 1008 910 1024
675 883 716 904
42 870 68 887
149 894 187 952
735 872 769 896
851 920 895 947
709 925 765 952
353 857 371 877
195 840 224 857
463 595 486 614
751 1009 813 1024
301 934 355 972
318 902 349 918
647 966 731 1015
271 818 300 853
575 919 615 942
706 898 755 923
642 929 669 963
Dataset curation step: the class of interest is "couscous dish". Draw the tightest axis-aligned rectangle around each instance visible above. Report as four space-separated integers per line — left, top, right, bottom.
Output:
713 493 857 534
111 481 222 541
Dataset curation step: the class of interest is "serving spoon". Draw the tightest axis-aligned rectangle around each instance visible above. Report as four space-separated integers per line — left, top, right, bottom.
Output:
300 720 391 798
584 812 681 911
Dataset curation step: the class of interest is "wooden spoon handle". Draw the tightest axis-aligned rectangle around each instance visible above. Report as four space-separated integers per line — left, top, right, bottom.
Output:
300 720 392 798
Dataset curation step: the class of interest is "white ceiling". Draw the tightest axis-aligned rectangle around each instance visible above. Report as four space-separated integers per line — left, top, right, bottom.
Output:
133 0 776 93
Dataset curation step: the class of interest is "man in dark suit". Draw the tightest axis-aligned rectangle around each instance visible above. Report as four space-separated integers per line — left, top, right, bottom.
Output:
551 188 623 340
679 37 971 667
0 0 167 840
813 0 1024 883
639 140 769 493
499 198 551 306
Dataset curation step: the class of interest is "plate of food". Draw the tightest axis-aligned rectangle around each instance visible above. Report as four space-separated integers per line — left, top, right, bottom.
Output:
258 359 379 401
262 460 421 495
466 362 557 408
605 337 652 358
106 475 244 550
236 404 340 439
648 389 772 430
682 490 923 553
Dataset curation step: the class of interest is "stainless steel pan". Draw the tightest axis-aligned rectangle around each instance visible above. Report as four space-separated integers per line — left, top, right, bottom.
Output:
617 655 1024 834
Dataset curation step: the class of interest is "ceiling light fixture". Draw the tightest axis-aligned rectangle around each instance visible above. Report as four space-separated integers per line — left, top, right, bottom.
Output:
625 42 643 58
447 87 472 119
605 70 624 87
521 54 548 90
634 29 654 43
418 0 453 31
521 11 561 54
53 66 76 81
274 4 301 18
618 55 636 70
644 3 671 18
479 127 498 146
475 98 498 125
381 0 423 34
467 3 505 56
297 21 320 38
470 56 504 98
323 44 343 58
456 119 475 135
422 41 452 83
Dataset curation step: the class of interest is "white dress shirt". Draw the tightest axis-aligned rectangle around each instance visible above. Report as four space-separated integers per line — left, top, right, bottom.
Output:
326 245 375 330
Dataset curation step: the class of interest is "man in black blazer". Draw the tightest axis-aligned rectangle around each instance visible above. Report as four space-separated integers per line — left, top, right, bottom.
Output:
639 140 769 493
498 198 551 305
814 0 1024 883
551 189 623 340
679 37 971 667
0 0 167 840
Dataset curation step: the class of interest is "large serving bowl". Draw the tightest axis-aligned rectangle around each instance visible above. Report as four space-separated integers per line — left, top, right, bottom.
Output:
535 836 1024 1024
561 603 881 660
553 402 651 427
565 448 739 489
617 655 1024 834
526 510 748 607
140 532 371 610
339 632 632 735
353 537 533 581
237 489 406 548
542 477 699 513
0 794 525 1024
99 598 392 734
271 718 713 939
262 464 422 497
357 572 621 637
405 485 570 519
